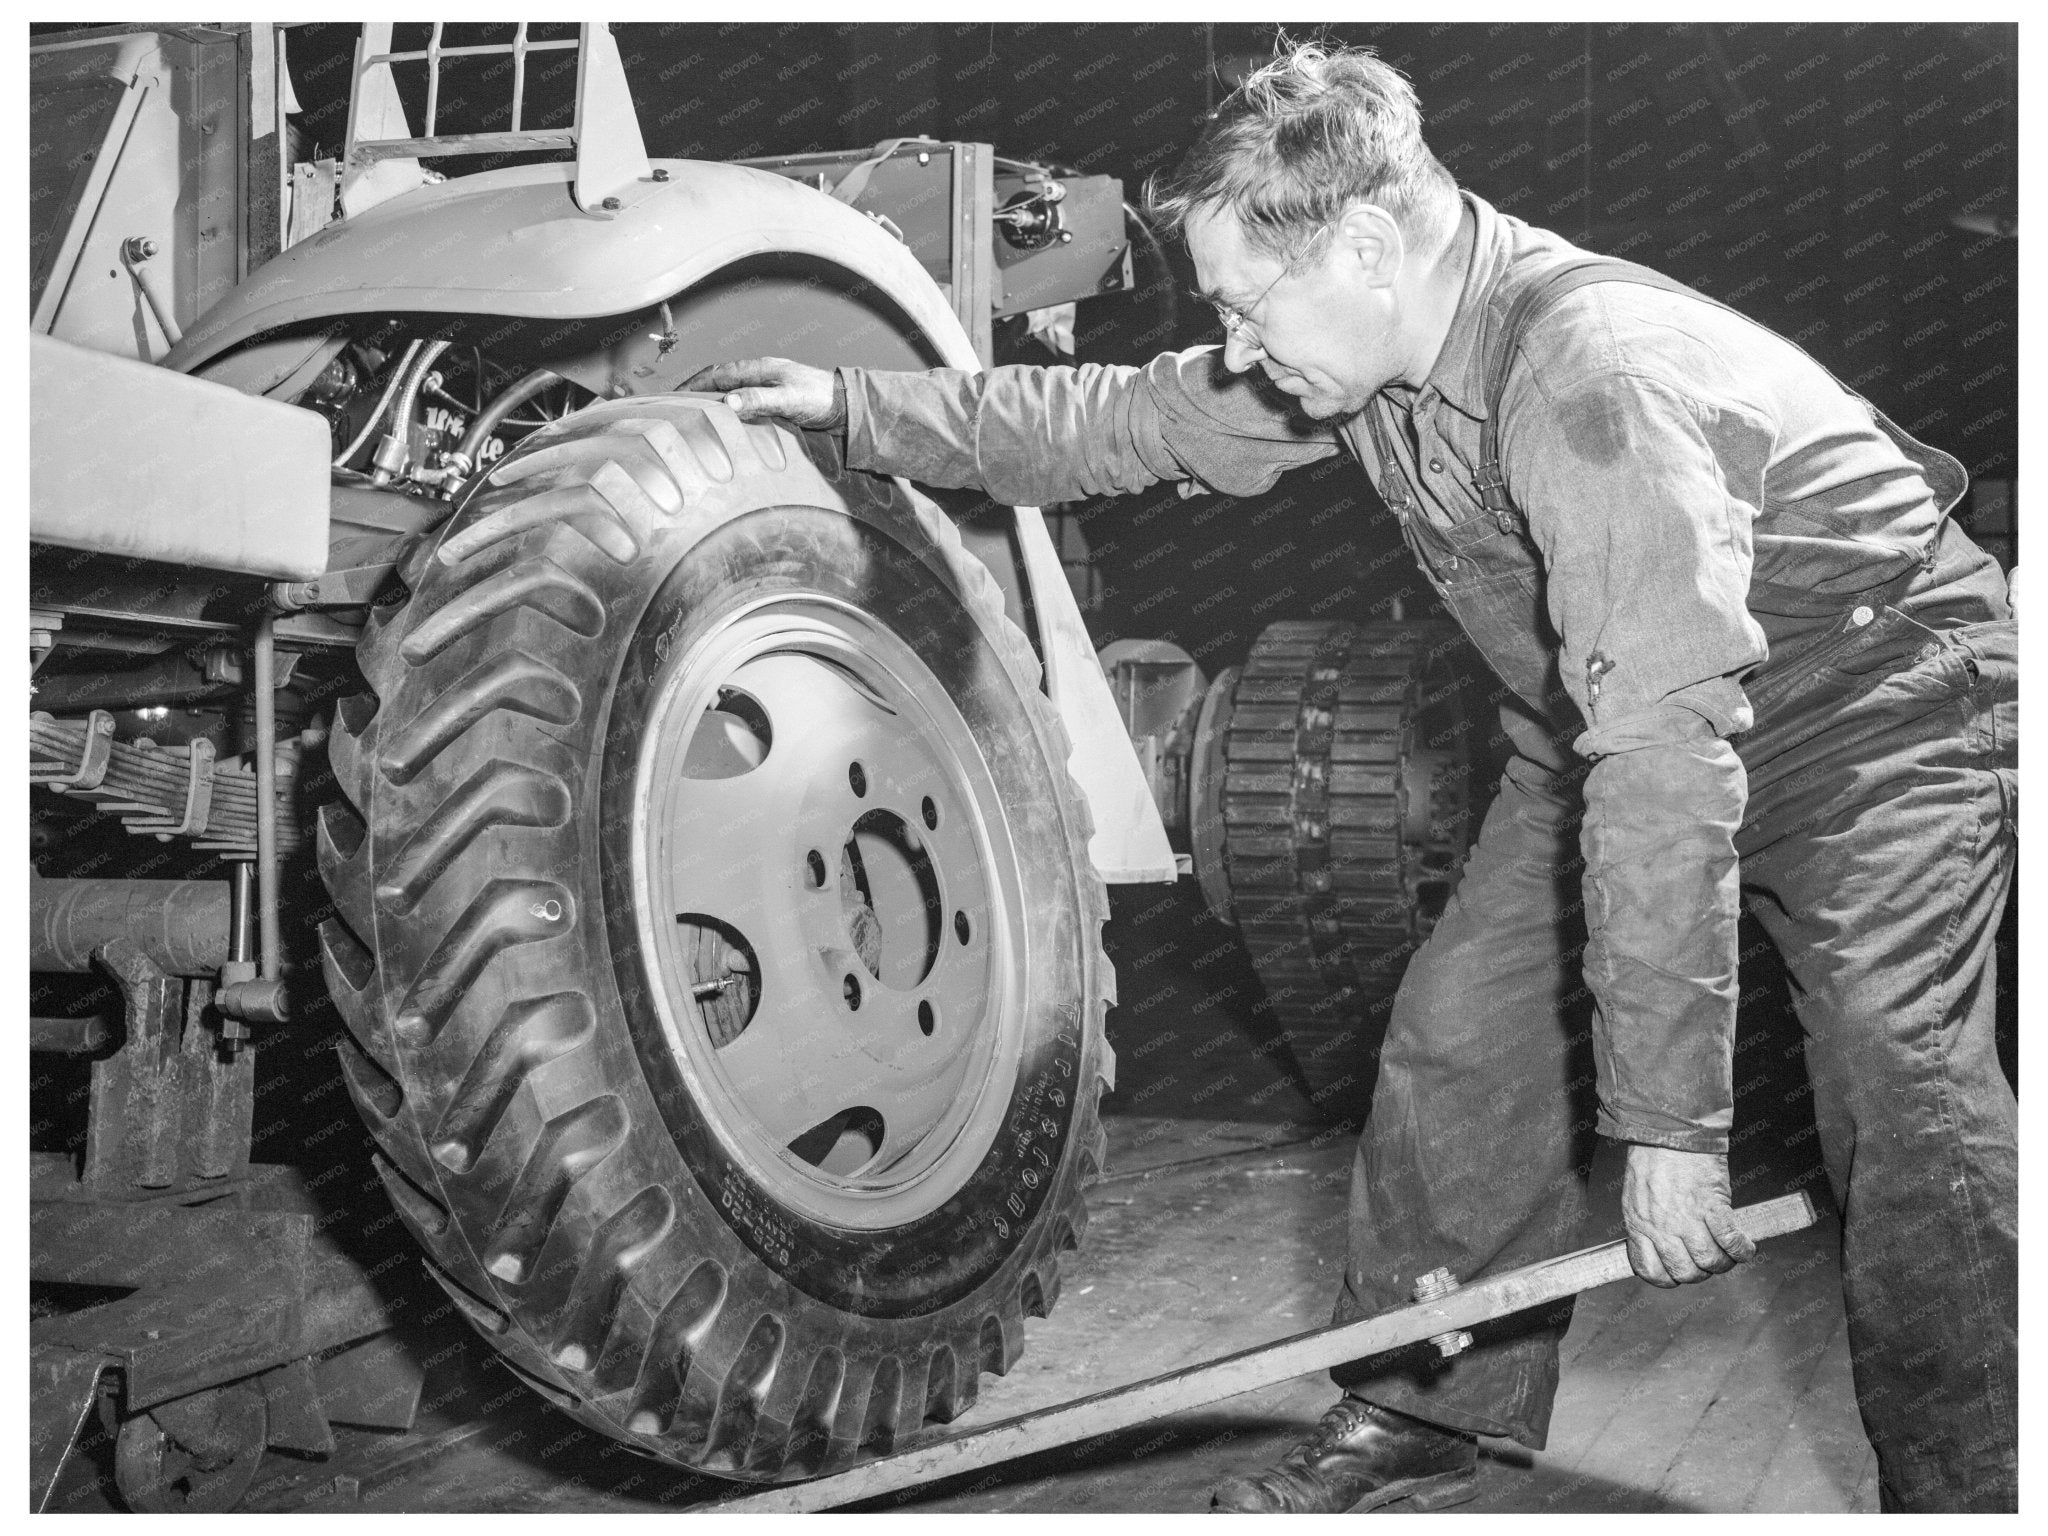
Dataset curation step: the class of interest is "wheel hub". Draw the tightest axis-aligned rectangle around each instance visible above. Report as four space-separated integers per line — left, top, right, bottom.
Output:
634 598 1023 1229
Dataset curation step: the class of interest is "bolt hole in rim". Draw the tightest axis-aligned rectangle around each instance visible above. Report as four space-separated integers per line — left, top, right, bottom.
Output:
635 597 1022 1230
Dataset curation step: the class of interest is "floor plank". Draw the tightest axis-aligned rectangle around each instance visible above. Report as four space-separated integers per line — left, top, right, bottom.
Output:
1749 1308 1881 1512
1658 1220 1850 1511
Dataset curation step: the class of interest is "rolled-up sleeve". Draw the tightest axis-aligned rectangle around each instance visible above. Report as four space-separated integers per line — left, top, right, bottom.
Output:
842 347 1340 507
1505 370 1774 1153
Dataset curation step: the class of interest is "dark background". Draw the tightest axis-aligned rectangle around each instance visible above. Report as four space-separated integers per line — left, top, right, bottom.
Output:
276 20 2019 669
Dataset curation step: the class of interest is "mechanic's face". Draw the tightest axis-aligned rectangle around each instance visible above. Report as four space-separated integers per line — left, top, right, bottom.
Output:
1186 203 1407 422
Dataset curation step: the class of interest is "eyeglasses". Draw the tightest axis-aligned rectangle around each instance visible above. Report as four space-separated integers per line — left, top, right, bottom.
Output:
1193 226 1333 343
1198 260 1294 341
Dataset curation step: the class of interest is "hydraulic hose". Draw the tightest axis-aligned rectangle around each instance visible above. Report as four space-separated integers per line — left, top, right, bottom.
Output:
449 368 562 476
332 338 423 469
374 338 452 484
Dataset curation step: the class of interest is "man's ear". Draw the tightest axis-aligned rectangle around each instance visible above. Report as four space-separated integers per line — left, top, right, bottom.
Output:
1334 203 1404 288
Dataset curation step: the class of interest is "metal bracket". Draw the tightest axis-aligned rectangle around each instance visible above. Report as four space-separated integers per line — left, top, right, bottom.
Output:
36 708 117 791
1410 1267 1475 1357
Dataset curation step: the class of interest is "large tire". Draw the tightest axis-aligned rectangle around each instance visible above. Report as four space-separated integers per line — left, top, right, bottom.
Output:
315 396 1114 1481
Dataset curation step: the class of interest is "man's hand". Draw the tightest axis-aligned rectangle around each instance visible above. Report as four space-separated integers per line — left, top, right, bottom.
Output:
679 357 844 429
1621 1144 1755 1287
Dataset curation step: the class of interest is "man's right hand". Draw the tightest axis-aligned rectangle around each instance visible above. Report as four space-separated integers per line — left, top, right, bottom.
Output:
679 357 845 430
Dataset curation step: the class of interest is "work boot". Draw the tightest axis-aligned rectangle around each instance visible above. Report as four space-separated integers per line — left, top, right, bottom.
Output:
1209 1396 1478 1513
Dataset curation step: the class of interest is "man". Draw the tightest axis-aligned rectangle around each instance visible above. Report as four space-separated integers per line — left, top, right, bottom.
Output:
687 42 2016 1513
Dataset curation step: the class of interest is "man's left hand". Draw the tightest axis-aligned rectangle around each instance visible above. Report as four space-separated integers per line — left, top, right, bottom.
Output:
1621 1144 1756 1287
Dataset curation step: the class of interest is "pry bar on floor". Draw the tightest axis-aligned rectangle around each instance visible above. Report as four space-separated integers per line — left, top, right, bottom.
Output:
715 1191 1817 1513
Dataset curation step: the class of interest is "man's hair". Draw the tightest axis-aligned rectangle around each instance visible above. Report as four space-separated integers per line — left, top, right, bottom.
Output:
1147 41 1462 265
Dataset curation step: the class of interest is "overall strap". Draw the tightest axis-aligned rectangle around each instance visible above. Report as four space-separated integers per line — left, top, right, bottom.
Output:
1472 258 1962 585
1473 257 1709 517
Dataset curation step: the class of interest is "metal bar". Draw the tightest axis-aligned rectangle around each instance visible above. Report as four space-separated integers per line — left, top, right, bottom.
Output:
361 39 578 66
231 860 254 965
715 1193 1818 1513
350 131 575 163
423 23 443 138
30 1017 112 1054
254 614 279 984
340 27 370 169
510 23 529 133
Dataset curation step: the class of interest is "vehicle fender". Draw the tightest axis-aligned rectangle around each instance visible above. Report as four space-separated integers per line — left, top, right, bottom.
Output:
163 159 963 377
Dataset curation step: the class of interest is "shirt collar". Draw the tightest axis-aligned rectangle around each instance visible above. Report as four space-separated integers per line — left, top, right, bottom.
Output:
1418 190 1511 421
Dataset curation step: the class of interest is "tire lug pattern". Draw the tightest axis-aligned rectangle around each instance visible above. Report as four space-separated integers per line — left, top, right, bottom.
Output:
704 1313 788 1470
350 1061 449 1206
979 1311 1020 1376
444 465 645 567
336 1033 403 1121
1020 1269 1049 1320
783 1350 845 1476
494 1353 583 1413
373 1149 451 1238
326 694 378 809
481 1094 630 1285
378 653 581 786
549 1185 675 1374
431 992 596 1173
400 558 606 664
378 763 572 915
855 1354 906 1456
625 1260 729 1437
424 1258 511 1336
318 918 400 1076
609 416 734 498
315 802 376 940
921 1343 964 1424
392 878 574 1048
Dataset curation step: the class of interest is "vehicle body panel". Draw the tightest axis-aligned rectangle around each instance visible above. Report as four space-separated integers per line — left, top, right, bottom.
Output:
32 332 330 580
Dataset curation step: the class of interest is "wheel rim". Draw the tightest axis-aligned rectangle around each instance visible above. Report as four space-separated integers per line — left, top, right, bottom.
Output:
633 595 1025 1230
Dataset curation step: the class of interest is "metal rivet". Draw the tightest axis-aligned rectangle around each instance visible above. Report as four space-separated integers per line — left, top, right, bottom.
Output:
1428 458 1445 473
600 196 622 211
1851 605 1875 627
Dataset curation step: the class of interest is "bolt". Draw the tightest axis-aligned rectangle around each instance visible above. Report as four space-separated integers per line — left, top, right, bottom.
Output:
122 236 158 263
651 167 670 181
1410 1267 1471 1357
600 196 622 211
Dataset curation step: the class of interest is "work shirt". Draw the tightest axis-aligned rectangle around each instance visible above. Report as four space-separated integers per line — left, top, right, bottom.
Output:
839 189 2008 1154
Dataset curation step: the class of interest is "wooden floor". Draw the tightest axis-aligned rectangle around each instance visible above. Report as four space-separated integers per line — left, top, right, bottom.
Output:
160 1115 1874 1515
838 1118 1877 1516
